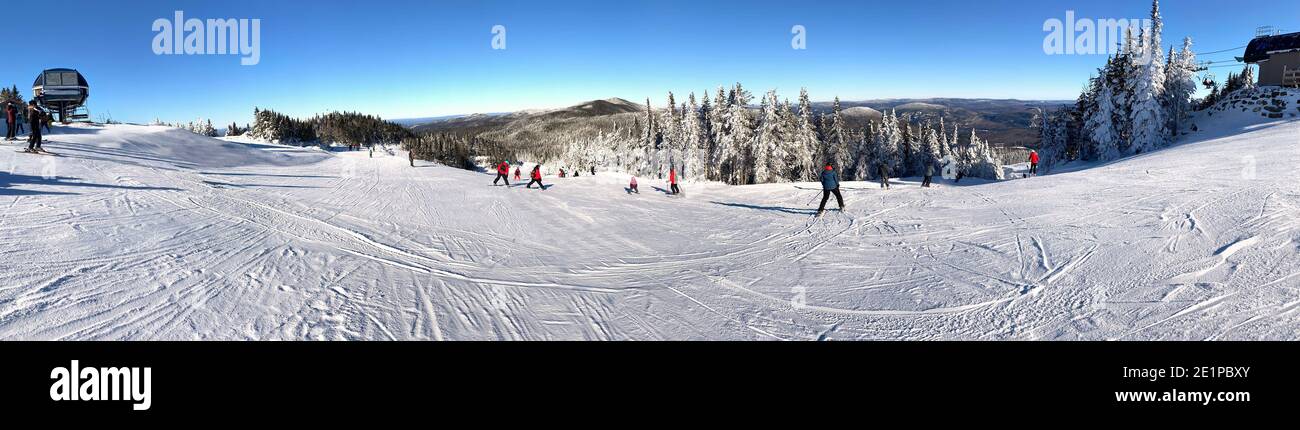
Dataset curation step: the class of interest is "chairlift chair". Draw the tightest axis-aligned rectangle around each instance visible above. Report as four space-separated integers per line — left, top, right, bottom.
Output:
32 68 90 124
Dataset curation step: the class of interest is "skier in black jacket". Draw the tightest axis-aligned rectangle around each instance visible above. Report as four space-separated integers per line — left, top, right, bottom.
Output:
26 101 43 151
877 163 891 189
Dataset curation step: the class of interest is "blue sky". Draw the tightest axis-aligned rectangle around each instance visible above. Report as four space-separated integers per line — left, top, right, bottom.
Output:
3 0 1296 126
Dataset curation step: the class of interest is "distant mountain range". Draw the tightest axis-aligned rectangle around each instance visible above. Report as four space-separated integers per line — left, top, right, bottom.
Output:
401 97 1072 148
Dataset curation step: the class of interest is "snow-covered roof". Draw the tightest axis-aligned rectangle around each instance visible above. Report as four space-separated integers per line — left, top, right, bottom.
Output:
1243 32 1300 63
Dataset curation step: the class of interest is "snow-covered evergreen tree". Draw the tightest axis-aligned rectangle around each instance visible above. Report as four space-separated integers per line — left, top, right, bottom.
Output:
824 97 849 172
793 88 821 181
919 123 941 173
1128 29 1168 155
1085 77 1120 160
715 83 754 184
681 93 707 180
1163 37 1197 136
965 129 1003 180
752 90 791 183
874 110 903 176
635 98 657 177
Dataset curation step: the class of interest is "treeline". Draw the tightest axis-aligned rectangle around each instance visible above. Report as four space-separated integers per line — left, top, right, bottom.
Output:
1036 0 1211 172
526 86 1002 184
247 108 414 147
401 133 516 170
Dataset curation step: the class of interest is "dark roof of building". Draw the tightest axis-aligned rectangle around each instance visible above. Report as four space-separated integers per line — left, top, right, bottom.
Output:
1244 32 1300 63
33 68 89 87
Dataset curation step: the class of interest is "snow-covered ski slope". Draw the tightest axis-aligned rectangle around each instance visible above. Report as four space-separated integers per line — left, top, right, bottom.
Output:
1 107 1298 340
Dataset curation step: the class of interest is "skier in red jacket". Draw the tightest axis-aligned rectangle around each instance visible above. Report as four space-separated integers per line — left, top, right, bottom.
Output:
1029 150 1040 175
668 169 680 195
526 165 545 190
514 166 522 181
493 161 511 186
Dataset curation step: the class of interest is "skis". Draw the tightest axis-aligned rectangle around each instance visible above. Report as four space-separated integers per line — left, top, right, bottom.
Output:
15 148 57 156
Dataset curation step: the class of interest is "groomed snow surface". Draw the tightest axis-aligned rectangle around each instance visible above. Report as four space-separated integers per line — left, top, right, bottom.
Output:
1 108 1298 340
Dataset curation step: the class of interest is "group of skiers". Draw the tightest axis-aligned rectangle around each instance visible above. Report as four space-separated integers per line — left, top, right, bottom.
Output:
486 149 1041 213
4 99 49 152
489 159 687 197
493 161 546 190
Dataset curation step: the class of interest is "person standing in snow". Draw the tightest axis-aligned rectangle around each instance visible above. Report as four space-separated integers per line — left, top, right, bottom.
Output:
590 166 596 176
4 102 16 141
526 165 545 190
922 162 935 188
668 169 680 195
408 149 415 167
1028 150 1040 175
493 160 511 186
877 163 891 189
26 101 43 151
15 104 25 134
514 166 522 181
629 176 639 194
816 165 844 215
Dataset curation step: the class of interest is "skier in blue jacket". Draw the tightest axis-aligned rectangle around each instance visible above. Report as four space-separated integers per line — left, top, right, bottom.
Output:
816 164 844 215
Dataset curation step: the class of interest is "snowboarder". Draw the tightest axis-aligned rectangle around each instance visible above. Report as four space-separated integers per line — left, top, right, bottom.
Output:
816 165 844 215
526 165 545 190
877 163 891 189
668 169 680 195
922 163 934 188
1028 150 1040 175
574 169 580 177
4 102 16 141
26 101 43 152
559 169 566 178
629 176 639 194
493 160 511 186
514 166 522 181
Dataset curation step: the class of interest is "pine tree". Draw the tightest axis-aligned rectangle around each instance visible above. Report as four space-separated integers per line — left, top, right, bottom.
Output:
715 83 753 184
1164 37 1197 136
1128 29 1168 155
1086 77 1120 160
661 92 679 174
825 97 849 173
638 98 657 177
793 88 820 181
752 90 791 183
682 93 706 180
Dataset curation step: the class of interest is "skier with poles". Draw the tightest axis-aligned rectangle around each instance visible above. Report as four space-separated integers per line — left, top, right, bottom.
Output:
668 168 680 195
922 162 935 188
526 165 545 190
816 165 845 216
877 162 891 189
1028 150 1040 175
493 160 511 186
